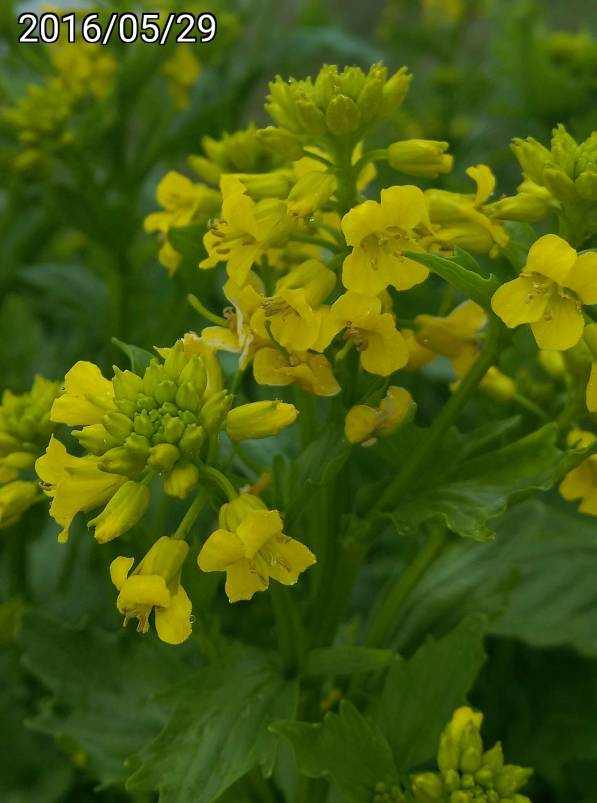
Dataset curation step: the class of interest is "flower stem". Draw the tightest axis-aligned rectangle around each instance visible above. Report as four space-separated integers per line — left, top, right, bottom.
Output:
197 464 239 501
172 487 209 541
187 293 227 326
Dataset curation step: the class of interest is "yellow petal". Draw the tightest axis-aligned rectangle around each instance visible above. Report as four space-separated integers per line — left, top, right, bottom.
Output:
344 405 380 444
225 559 268 602
110 556 135 590
379 185 428 229
197 529 245 572
342 248 388 296
267 536 316 585
237 509 283 559
359 315 409 376
466 165 495 205
117 575 170 611
341 200 383 246
154 586 192 644
564 253 597 305
200 326 240 353
491 276 547 328
530 296 584 350
525 234 577 285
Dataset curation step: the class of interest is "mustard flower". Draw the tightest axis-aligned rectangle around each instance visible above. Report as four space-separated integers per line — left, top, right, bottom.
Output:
253 348 340 396
197 493 315 602
491 234 597 350
344 386 415 445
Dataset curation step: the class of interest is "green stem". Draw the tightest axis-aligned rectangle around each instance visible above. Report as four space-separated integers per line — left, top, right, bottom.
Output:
374 314 504 512
270 583 305 675
187 294 227 326
352 148 388 176
172 487 209 541
513 393 548 421
365 527 448 649
197 465 239 502
302 149 333 167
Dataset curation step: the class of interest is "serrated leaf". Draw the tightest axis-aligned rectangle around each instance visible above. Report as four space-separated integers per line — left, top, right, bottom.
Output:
21 613 183 789
368 423 573 541
375 615 486 772
127 645 298 803
304 646 396 677
112 337 154 375
272 700 400 803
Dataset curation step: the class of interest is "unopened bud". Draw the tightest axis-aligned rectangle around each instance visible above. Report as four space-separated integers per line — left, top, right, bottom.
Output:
179 357 207 397
200 390 232 433
510 137 551 184
142 364 162 396
356 74 384 123
112 367 143 401
154 379 177 405
411 772 444 803
287 171 337 217
388 139 453 178
295 100 327 136
163 345 188 379
575 170 597 201
178 423 205 458
100 446 145 475
103 411 133 440
485 192 549 222
538 350 566 379
163 461 199 498
88 481 150 543
495 766 532 797
543 167 577 202
188 154 221 185
325 94 361 136
148 443 180 472
234 171 292 200
163 416 186 443
381 67 412 115
226 401 298 441
134 411 155 438
176 382 201 412
74 424 119 454
124 434 151 458
480 367 516 402
256 127 305 161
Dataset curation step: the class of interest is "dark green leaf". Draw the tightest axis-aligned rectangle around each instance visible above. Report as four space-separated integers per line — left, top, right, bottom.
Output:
168 225 207 264
304 646 396 677
375 615 486 772
272 700 400 803
127 645 298 803
112 337 154 375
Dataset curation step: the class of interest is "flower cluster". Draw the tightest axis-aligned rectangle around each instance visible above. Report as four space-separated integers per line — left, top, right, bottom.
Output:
410 707 532 803
0 377 60 528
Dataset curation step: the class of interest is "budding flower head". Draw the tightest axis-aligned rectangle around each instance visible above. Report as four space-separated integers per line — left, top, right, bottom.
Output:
110 536 191 645
197 493 315 602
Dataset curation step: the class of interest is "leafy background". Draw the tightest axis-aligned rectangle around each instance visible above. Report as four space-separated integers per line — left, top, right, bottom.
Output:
1 0 597 801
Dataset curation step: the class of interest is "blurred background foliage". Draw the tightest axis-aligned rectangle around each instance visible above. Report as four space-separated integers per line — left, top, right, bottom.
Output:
1 0 596 801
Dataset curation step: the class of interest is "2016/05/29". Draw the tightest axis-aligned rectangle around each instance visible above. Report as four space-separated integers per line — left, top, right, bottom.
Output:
17 12 217 46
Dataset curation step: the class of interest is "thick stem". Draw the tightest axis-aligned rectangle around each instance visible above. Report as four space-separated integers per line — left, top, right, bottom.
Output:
197 464 238 502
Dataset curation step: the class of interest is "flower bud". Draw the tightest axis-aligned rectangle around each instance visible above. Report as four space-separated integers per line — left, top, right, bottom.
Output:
325 94 361 136
257 126 304 161
163 461 199 498
148 443 180 472
381 67 412 115
543 167 577 201
175 382 201 412
134 411 155 438
226 401 298 441
459 724 483 773
178 423 205 458
100 446 146 476
188 154 221 185
388 139 453 178
450 793 471 803
200 389 232 433
0 480 40 528
88 481 150 543
480 367 516 402
154 379 177 405
179 357 208 397
275 259 335 307
495 766 532 797
295 100 327 136
356 73 384 123
218 492 265 532
112 367 143 401
233 171 292 200
163 345 189 380
163 416 186 443
73 424 119 454
411 772 444 803
538 350 566 379
287 171 337 217
102 411 133 440
485 192 549 222
124 434 151 458
575 170 597 201
142 364 163 396
510 137 551 184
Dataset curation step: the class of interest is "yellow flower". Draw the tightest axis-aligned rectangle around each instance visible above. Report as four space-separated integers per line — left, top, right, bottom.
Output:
110 536 191 644
51 41 116 99
317 292 409 376
51 361 115 426
253 347 340 396
341 186 431 296
36 436 125 543
344 386 415 445
197 494 315 602
560 430 597 515
226 401 298 440
426 165 509 255
491 234 597 350
201 176 295 285
162 46 201 110
144 171 220 275
413 300 487 376
0 481 41 529
259 288 326 352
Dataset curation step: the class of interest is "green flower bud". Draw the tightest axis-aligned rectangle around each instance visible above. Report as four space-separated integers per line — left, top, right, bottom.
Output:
485 192 550 222
154 380 177 405
474 767 494 787
510 137 551 184
176 382 201 412
103 411 133 440
543 167 577 201
142 364 163 396
163 344 188 379
88 481 150 543
257 126 304 161
459 724 483 773
163 416 186 443
575 171 597 201
200 390 232 433
295 99 327 136
0 432 21 456
325 94 361 136
388 139 453 178
179 357 207 397
181 410 198 425
148 443 180 472
100 446 145 476
136 394 157 412
114 398 137 418
381 67 412 115
449 792 470 803
234 171 292 200
188 154 221 185
112 367 143 401
161 401 179 416
178 423 205 458
134 411 155 438
482 743 504 774
356 73 384 123
411 772 444 802
495 766 532 797
163 461 199 499
124 434 151 458
73 424 119 454
550 124 578 175
0 480 40 528
443 770 460 793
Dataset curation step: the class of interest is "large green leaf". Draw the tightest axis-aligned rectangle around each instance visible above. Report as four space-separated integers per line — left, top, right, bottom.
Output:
364 423 575 541
21 613 183 789
304 645 396 677
272 700 400 803
374 615 486 773
127 645 298 803
393 499 597 657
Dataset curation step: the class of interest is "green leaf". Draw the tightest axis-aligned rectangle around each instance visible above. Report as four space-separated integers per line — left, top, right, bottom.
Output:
168 225 207 264
375 615 486 773
272 700 400 803
21 612 183 789
391 498 597 658
127 645 298 803
368 423 573 541
304 646 396 677
112 337 154 375
403 249 499 308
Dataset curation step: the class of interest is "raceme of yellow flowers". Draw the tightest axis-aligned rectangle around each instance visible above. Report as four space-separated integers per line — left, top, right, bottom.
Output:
4 62 592 648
